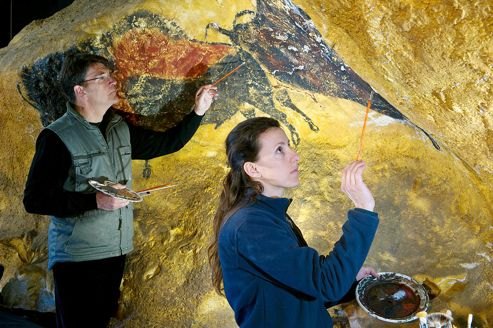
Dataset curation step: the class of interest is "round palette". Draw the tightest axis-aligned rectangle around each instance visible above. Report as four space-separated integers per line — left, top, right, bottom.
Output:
88 179 142 202
355 272 429 323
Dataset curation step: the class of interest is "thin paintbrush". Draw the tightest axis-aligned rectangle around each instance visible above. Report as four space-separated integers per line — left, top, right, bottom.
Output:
136 183 176 196
212 62 245 86
355 91 374 161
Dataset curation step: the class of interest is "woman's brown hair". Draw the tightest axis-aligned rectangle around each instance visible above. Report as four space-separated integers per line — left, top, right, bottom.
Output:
208 117 280 294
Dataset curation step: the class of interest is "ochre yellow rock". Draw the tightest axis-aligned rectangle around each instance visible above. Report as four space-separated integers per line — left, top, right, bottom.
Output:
0 0 491 327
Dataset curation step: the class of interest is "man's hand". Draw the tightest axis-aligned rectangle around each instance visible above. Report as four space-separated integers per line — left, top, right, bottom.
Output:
95 183 130 210
193 84 218 116
341 161 375 211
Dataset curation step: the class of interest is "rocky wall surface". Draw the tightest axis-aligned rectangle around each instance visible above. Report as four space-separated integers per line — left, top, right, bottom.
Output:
0 0 491 327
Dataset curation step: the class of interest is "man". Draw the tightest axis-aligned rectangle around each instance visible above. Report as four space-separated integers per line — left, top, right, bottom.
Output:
23 52 217 328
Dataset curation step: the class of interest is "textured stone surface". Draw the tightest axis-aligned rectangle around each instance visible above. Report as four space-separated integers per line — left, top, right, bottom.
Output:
0 0 491 327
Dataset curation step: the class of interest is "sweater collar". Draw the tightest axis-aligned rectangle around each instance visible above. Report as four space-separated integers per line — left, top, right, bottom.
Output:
66 102 121 130
255 194 292 217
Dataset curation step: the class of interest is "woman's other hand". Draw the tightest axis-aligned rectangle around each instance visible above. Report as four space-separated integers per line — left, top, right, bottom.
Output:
356 266 379 281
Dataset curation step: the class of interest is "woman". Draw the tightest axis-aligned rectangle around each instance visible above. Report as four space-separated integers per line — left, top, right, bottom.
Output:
209 117 379 327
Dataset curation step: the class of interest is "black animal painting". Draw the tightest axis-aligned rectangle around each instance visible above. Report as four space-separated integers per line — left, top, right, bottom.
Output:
20 10 318 146
20 1 439 150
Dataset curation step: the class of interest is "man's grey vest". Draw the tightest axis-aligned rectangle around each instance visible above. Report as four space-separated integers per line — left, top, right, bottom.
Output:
46 104 133 269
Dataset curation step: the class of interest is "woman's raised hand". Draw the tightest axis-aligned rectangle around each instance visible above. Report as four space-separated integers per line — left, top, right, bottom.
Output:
341 161 375 212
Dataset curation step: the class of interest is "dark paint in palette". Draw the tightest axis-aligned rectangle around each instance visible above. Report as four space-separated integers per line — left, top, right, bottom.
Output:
365 282 420 319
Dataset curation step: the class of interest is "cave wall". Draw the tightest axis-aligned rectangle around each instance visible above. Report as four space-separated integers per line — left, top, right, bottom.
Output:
0 0 491 327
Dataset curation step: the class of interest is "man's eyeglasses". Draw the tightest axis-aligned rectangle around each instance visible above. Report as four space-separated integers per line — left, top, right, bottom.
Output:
80 71 114 84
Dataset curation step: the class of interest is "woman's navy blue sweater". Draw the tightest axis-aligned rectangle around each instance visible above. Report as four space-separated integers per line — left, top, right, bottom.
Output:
218 194 379 327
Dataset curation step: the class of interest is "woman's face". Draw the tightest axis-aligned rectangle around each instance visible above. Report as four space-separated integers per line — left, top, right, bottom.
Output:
247 127 300 197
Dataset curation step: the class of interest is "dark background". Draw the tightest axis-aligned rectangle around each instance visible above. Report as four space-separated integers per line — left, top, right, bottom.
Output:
1 0 74 48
